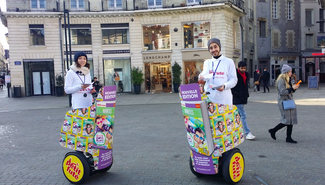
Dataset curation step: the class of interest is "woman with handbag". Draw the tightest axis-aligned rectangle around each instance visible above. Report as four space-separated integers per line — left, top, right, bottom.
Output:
268 64 300 143
254 70 261 93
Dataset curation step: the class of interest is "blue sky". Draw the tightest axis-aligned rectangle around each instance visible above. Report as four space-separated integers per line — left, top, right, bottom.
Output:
0 0 8 49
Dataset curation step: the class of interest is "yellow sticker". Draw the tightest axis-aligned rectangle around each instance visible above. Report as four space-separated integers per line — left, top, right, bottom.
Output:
63 155 84 182
229 152 244 182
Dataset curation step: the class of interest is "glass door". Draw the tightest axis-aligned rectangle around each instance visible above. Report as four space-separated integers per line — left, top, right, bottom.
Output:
42 72 51 94
33 72 42 95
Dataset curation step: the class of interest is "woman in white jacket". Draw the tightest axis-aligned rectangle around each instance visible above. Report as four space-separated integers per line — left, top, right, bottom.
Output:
65 51 96 109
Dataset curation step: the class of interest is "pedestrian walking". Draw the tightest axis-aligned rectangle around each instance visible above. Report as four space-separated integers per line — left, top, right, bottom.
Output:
268 64 300 143
231 61 255 140
92 77 101 98
0 77 4 90
198 38 237 105
262 67 270 93
254 70 261 93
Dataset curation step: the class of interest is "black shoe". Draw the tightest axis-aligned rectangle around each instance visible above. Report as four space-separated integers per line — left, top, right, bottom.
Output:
268 129 276 140
286 138 297 143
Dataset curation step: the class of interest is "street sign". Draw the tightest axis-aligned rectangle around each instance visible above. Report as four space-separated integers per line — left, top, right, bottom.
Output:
14 61 21 65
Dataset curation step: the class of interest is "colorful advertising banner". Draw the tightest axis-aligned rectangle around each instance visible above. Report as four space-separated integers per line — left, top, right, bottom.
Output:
59 85 116 170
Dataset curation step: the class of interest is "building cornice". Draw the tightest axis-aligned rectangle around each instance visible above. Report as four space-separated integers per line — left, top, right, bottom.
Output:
3 11 134 19
3 3 244 19
134 3 244 17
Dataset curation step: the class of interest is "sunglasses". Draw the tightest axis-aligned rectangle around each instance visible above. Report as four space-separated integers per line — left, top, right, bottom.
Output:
195 134 204 141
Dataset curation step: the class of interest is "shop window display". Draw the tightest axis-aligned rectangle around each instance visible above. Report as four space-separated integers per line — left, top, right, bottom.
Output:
103 59 131 92
183 22 210 49
145 62 172 93
143 25 170 51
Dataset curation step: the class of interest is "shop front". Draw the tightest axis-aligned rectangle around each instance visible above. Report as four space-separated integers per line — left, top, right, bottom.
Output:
143 53 172 93
301 51 325 83
182 49 211 84
270 53 300 84
103 57 131 92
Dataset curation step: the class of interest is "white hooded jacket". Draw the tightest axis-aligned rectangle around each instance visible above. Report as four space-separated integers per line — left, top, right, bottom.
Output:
200 55 237 105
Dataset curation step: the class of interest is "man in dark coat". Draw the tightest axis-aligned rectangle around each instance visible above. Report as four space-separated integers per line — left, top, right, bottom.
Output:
262 67 270 93
231 61 255 140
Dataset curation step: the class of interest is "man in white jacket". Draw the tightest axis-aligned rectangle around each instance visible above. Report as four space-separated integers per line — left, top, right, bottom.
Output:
198 38 237 105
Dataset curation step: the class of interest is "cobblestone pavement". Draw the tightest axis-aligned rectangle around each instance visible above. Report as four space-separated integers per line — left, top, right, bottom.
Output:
0 84 324 185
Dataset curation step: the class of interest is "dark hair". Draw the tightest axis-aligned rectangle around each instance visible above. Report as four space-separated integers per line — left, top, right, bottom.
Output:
238 61 247 67
95 116 102 123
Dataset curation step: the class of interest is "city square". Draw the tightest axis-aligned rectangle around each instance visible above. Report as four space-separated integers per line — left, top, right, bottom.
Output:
0 84 324 185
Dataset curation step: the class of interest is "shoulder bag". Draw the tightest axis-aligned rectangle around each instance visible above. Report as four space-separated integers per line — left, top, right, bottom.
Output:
283 100 296 110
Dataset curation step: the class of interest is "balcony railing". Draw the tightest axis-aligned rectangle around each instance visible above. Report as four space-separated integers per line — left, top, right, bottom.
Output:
7 0 245 12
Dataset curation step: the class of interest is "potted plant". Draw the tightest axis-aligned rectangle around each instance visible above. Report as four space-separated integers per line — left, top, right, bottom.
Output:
55 74 64 97
172 62 182 93
131 66 145 94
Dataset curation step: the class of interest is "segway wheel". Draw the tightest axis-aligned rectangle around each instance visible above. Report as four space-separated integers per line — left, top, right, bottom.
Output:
189 157 204 177
221 148 245 184
62 151 91 184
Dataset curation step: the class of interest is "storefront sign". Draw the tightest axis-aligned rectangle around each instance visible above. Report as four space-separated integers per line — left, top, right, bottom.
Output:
103 50 130 54
5 75 10 83
64 51 92 55
274 57 297 60
14 61 21 65
142 54 171 62
308 76 318 89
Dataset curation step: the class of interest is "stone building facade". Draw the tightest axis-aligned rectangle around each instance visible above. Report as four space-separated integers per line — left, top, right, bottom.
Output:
3 0 245 96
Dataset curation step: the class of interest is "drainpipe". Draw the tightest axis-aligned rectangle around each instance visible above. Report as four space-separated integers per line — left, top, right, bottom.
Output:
240 17 244 61
59 15 64 78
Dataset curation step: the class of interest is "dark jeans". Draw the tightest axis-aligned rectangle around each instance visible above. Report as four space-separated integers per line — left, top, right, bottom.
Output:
263 80 269 92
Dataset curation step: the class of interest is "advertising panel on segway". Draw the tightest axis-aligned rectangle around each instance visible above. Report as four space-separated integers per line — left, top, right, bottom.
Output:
179 83 245 184
59 86 116 184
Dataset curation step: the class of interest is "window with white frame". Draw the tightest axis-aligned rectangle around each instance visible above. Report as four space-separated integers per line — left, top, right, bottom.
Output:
71 0 85 9
272 0 278 19
287 1 293 20
148 0 162 8
306 9 313 26
31 0 46 9
108 0 122 9
188 0 202 5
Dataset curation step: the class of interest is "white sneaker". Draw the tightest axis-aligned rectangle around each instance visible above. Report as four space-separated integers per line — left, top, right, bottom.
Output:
246 132 256 140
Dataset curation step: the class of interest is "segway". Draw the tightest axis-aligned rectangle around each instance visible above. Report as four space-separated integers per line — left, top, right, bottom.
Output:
59 86 116 184
180 84 245 184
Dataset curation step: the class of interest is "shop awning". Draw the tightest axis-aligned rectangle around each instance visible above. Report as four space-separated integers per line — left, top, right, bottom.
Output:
301 51 323 57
